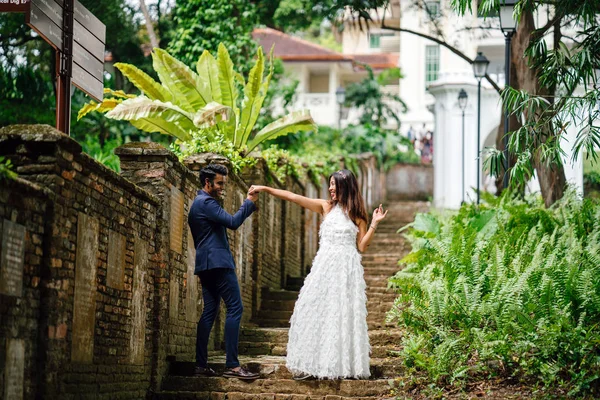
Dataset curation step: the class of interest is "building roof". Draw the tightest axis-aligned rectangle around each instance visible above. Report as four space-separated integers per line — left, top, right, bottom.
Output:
252 27 398 69
351 53 399 70
252 27 351 62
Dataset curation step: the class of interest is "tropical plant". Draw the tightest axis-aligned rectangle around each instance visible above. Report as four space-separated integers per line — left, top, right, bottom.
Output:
389 190 600 396
344 65 407 128
79 44 316 155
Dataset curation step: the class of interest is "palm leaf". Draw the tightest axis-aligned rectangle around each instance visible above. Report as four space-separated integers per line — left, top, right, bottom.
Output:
130 118 192 141
217 44 239 142
217 44 237 108
196 50 222 104
193 102 232 128
151 48 210 112
105 96 196 133
237 47 265 147
246 109 316 153
78 98 124 120
102 88 137 99
114 62 172 102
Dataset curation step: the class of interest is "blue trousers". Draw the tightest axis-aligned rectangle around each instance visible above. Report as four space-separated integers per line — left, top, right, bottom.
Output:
196 268 243 368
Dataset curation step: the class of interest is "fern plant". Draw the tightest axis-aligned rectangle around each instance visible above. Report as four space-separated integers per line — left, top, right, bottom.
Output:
78 44 316 154
389 190 600 396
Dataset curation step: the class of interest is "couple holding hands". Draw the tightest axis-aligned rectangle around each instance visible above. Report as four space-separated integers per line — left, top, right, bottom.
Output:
188 164 388 380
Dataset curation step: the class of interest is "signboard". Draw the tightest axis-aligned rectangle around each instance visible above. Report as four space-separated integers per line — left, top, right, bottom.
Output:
72 61 103 102
26 2 62 49
3 0 106 131
74 0 105 43
0 0 30 12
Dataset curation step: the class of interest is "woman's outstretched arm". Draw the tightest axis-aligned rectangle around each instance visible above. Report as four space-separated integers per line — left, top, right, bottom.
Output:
249 185 327 214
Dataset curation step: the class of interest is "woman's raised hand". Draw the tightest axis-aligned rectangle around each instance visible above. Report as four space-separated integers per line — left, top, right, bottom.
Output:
371 204 388 226
249 185 266 195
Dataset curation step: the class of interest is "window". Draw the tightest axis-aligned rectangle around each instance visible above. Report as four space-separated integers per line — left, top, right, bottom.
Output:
369 32 395 49
425 0 441 18
425 45 440 85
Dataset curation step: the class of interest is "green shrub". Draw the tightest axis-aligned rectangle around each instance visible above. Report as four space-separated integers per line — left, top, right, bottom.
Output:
389 190 600 396
0 156 17 181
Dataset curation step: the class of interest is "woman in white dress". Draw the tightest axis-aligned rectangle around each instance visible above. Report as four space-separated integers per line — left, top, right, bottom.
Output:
249 169 388 380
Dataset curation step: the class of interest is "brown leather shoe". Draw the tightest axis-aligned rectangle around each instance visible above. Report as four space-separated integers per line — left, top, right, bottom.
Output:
222 366 260 380
194 366 217 377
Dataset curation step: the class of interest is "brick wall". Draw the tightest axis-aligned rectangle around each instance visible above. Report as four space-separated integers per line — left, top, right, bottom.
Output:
0 124 387 399
0 125 160 399
0 178 50 400
282 176 304 283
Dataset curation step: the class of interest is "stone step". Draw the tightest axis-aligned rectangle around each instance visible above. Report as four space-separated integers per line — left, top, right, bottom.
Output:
239 328 403 347
155 392 393 400
167 355 403 381
260 299 296 312
262 289 300 302
256 310 293 321
161 377 394 397
285 276 304 292
234 342 401 358
363 269 400 277
237 342 401 358
255 318 290 328
364 277 391 288
367 321 396 330
366 287 395 294
366 304 393 314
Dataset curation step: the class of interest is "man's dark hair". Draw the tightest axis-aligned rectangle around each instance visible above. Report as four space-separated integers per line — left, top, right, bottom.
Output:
200 164 229 186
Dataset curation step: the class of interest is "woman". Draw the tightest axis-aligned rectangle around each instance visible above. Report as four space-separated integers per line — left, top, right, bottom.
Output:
249 169 388 380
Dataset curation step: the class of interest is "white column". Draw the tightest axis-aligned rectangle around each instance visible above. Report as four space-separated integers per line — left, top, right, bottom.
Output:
329 64 339 128
430 80 479 208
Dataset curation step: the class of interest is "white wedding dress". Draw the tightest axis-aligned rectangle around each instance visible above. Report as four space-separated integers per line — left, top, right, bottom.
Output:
286 204 371 379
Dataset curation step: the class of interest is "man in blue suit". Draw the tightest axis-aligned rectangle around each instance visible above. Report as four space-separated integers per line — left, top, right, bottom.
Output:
188 163 259 380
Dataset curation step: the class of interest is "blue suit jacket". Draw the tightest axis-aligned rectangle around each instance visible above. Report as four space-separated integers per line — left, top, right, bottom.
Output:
188 190 256 274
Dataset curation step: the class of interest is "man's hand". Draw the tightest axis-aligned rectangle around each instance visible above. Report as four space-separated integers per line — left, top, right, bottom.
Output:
247 188 258 203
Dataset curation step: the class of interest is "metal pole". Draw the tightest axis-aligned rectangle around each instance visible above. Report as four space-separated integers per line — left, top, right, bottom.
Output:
57 0 74 135
503 32 513 189
477 79 482 204
338 104 342 131
462 109 465 204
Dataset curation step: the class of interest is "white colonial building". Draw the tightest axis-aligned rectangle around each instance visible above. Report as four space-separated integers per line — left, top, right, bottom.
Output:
254 0 585 209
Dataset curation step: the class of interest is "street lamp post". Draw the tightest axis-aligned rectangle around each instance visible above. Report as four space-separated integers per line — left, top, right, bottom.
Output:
458 89 468 204
335 86 346 131
499 0 518 189
472 52 490 204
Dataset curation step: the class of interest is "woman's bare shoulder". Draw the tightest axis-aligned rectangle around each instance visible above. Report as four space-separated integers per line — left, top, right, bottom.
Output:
322 201 334 216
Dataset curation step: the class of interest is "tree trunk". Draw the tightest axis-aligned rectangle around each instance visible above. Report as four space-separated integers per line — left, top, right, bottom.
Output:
140 0 160 49
497 9 566 205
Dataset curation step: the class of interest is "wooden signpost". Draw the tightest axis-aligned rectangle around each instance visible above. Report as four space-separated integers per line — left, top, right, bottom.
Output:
1 0 105 136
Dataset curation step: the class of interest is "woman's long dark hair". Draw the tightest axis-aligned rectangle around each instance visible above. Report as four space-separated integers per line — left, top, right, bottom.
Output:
328 169 368 226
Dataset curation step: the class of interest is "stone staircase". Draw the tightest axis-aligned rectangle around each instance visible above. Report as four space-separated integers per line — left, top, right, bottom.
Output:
154 201 429 399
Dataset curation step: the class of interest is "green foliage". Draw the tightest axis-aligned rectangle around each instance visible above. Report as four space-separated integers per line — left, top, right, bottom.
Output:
269 124 419 173
167 0 258 73
80 134 123 173
170 131 258 174
452 0 600 197
389 190 600 396
269 0 388 32
80 45 316 154
344 65 406 127
0 156 17 181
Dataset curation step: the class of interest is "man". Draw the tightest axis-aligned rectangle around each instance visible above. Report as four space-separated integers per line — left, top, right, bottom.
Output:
188 163 259 380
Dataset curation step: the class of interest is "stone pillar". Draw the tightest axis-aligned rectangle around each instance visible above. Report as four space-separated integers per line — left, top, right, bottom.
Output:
115 142 199 389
